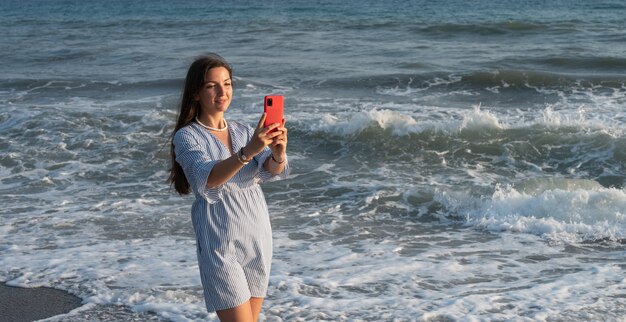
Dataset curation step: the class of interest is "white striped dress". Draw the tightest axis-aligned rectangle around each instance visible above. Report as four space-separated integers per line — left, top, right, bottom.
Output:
173 120 290 312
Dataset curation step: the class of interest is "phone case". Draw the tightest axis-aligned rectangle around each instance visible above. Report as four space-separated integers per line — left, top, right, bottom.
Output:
263 95 284 130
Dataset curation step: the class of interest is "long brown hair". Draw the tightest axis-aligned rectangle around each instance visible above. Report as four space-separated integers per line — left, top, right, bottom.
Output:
168 53 233 195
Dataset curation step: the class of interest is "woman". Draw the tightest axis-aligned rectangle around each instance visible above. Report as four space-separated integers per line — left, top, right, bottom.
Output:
168 54 290 322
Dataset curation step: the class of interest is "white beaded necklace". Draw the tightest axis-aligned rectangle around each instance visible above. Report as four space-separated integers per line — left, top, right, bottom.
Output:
195 116 228 132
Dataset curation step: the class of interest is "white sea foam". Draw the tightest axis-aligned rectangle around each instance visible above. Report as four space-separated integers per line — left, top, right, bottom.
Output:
314 108 422 136
300 101 624 141
309 107 450 136
307 106 501 137
458 105 504 132
375 75 463 97
434 179 626 243
0 221 213 321
267 224 626 321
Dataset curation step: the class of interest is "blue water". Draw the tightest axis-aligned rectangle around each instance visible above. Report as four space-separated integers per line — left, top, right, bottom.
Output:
1 1 625 321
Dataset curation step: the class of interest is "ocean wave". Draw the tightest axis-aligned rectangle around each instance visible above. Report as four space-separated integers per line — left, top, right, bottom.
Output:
590 3 626 10
434 180 626 243
302 105 621 139
414 21 575 37
0 78 182 93
457 69 625 90
533 56 626 71
302 106 507 142
313 70 625 95
297 105 624 176
295 105 624 191
0 78 182 109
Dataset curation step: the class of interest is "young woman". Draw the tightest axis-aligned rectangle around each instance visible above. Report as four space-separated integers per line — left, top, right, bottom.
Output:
168 54 290 322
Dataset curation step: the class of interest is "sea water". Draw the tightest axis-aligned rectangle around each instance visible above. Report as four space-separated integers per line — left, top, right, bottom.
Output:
1 0 625 321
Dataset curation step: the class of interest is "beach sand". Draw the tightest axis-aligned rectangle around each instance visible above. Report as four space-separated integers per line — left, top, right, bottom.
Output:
0 282 82 322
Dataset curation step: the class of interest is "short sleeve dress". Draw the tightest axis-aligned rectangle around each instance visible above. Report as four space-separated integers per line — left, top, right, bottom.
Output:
173 120 290 312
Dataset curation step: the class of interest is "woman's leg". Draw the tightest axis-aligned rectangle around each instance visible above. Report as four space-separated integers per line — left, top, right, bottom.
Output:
216 300 254 322
249 297 264 322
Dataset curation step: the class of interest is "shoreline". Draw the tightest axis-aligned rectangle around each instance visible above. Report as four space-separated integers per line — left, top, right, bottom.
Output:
0 282 82 322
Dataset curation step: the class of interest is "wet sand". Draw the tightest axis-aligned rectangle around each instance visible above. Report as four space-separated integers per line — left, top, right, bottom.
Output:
0 282 82 322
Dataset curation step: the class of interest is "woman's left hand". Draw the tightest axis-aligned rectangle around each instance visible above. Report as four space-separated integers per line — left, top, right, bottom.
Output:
270 119 288 161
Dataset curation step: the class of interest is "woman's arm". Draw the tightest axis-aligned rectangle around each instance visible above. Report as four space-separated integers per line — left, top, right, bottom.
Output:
263 120 288 175
205 151 248 188
264 151 287 175
206 114 282 188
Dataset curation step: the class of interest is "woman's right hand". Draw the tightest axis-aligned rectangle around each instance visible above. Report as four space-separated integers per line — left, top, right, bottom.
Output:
243 113 282 158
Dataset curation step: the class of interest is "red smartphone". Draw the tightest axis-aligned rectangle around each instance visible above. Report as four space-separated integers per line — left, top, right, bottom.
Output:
263 95 284 131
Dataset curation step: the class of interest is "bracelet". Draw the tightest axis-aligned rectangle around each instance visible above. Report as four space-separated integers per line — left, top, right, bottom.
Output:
271 154 285 164
237 148 250 165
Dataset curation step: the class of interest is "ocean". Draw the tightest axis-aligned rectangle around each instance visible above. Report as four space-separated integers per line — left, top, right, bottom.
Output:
1 0 625 321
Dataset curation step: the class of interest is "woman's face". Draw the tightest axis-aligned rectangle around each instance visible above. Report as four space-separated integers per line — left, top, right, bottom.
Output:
195 66 232 116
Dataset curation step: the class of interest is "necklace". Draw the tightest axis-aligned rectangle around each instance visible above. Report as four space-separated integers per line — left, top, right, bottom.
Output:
195 116 228 132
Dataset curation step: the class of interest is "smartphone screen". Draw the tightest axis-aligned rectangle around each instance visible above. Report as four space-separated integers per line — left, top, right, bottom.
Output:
263 95 284 131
